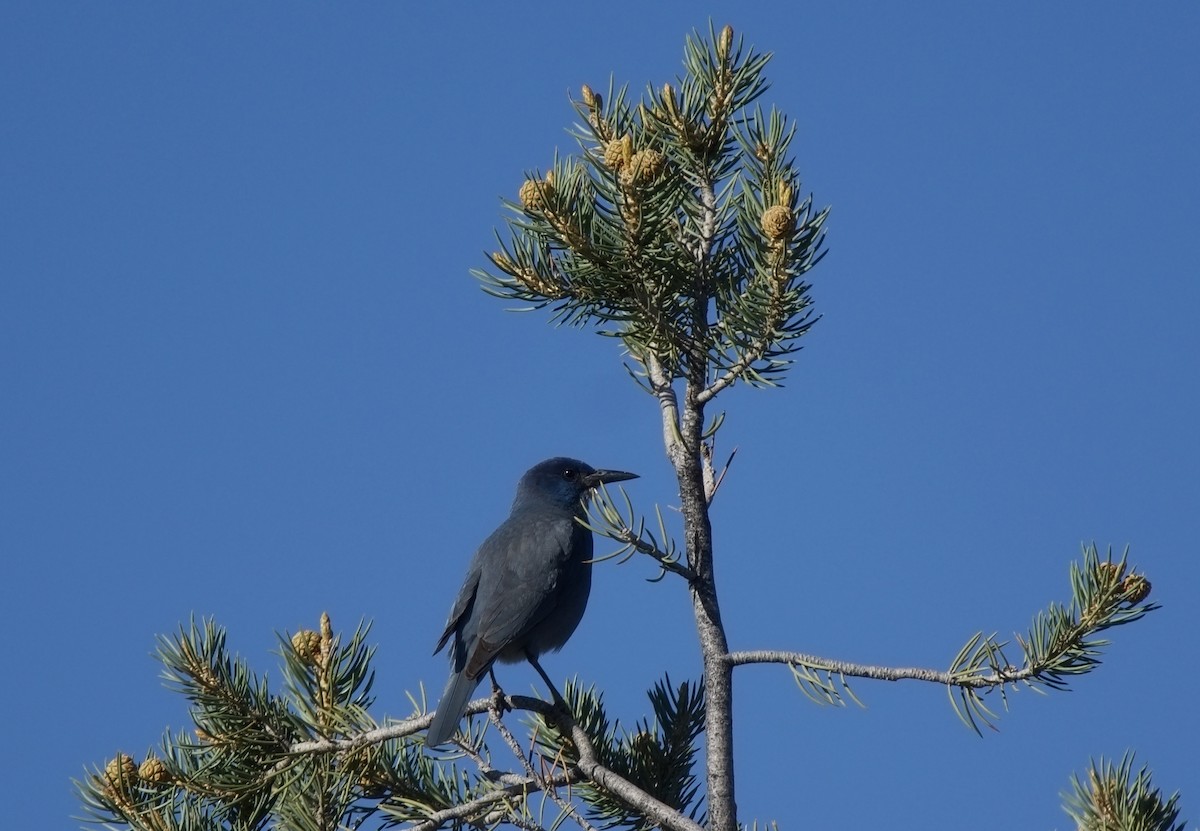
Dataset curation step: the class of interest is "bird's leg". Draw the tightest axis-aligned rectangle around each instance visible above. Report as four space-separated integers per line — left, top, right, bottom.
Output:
487 667 511 715
526 652 569 711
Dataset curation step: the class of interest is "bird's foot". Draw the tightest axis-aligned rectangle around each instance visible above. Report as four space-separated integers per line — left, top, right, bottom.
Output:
487 672 512 716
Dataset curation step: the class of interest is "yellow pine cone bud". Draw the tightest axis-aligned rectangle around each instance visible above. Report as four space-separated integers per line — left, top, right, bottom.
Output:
138 756 170 786
319 610 334 652
718 25 734 60
1090 770 1119 824
581 84 596 109
1096 561 1124 585
104 754 139 794
761 205 795 241
491 251 517 273
518 177 555 210
514 267 564 298
1121 573 1151 604
662 83 677 114
292 629 322 665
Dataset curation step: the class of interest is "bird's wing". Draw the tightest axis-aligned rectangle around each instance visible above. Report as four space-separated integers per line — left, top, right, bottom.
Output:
463 512 575 678
433 558 482 656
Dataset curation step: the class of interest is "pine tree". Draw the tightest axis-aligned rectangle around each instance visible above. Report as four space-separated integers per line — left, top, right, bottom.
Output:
78 25 1182 831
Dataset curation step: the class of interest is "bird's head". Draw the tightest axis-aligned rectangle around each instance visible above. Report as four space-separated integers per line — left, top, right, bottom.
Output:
514 457 639 511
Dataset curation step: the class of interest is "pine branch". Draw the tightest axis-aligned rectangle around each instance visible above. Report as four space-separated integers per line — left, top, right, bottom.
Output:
475 26 825 399
726 544 1158 733
488 701 599 831
402 769 573 831
580 482 697 583
289 689 704 831
527 691 707 831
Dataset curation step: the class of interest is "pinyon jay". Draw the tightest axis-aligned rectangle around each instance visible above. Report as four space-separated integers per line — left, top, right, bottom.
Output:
426 457 638 746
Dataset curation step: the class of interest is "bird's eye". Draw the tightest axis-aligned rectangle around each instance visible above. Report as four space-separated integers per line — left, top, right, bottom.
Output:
561 468 578 481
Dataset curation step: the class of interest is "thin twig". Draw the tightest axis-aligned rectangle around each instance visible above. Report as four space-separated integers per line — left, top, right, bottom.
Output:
696 337 771 404
599 523 698 583
406 774 562 831
709 446 737 502
288 713 431 755
509 695 705 831
489 701 599 831
725 650 1030 687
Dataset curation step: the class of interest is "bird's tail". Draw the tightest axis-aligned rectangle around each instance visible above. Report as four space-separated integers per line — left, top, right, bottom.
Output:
426 668 482 747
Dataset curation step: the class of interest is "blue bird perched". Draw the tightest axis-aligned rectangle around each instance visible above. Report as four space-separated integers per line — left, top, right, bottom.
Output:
426 457 638 747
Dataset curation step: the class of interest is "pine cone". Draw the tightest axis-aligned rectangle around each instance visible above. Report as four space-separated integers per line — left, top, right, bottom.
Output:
519 177 555 210
1121 573 1151 604
761 205 795 241
104 754 139 795
292 629 322 665
138 756 170 786
603 138 628 170
581 84 597 109
1096 561 1124 585
628 149 665 184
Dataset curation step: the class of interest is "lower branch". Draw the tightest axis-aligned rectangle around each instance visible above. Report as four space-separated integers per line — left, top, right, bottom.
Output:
289 695 704 831
522 694 706 831
288 713 431 754
725 649 1026 686
489 701 599 831
408 772 571 831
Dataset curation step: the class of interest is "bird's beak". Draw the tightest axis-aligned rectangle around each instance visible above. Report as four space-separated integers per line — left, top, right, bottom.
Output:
583 468 639 489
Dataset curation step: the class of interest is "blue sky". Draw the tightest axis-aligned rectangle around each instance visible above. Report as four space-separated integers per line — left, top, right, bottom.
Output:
3 3 1197 828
